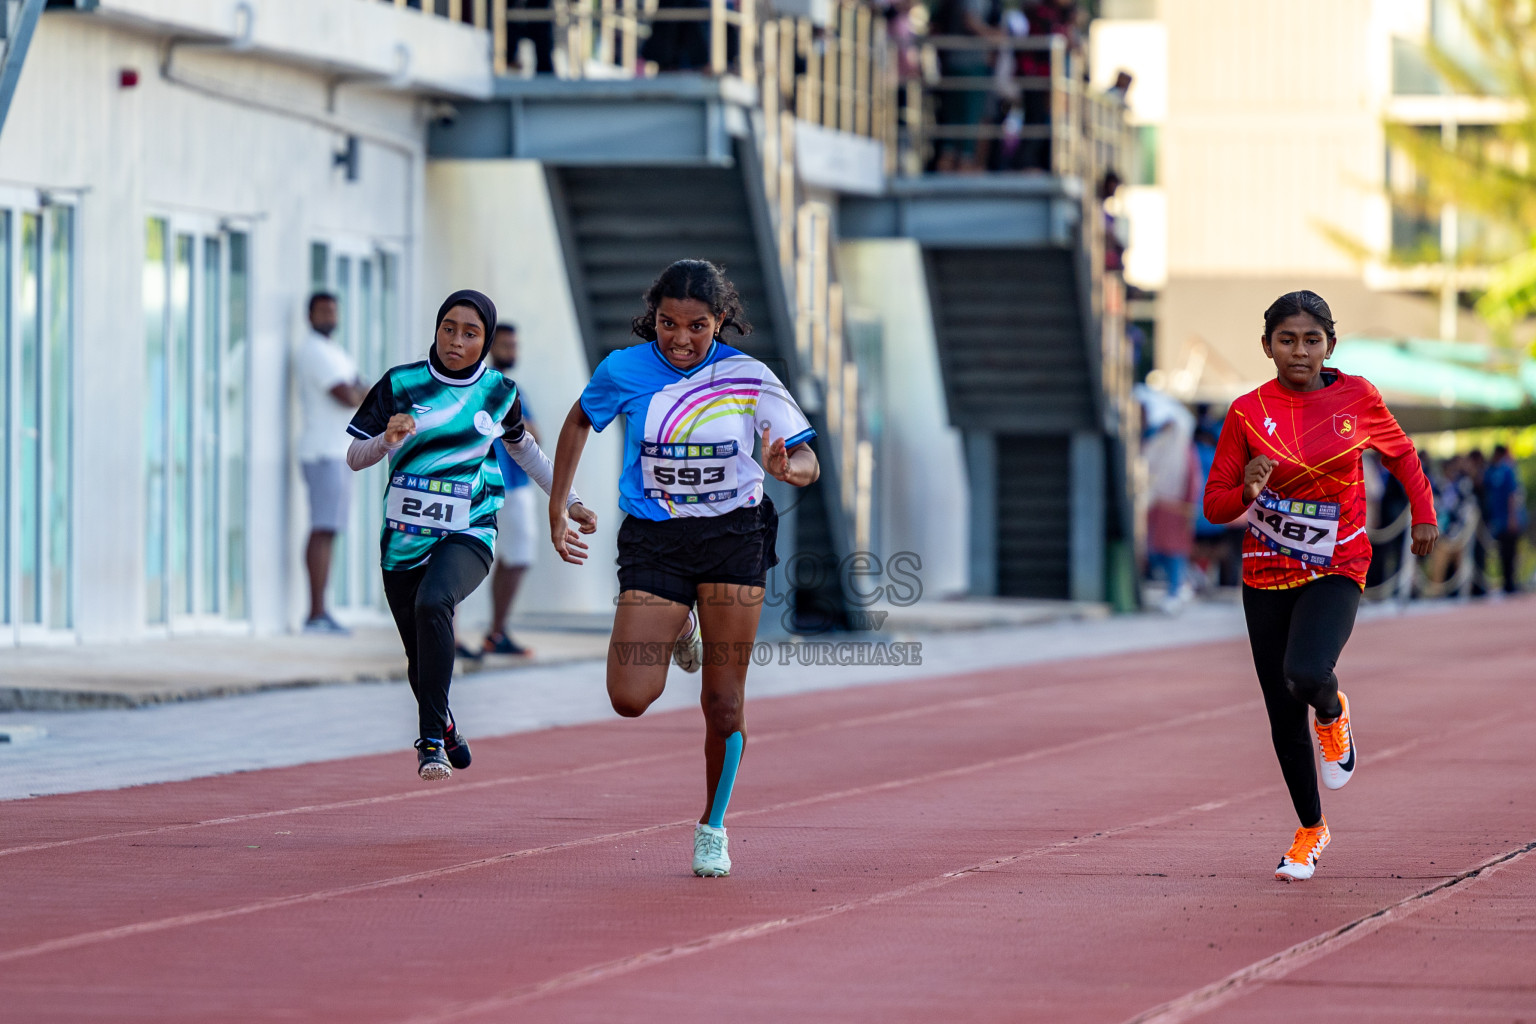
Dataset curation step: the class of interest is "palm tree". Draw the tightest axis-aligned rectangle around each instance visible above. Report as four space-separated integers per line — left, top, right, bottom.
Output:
1385 0 1536 349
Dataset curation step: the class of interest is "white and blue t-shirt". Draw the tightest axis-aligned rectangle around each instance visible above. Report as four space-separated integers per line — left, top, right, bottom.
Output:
579 340 816 521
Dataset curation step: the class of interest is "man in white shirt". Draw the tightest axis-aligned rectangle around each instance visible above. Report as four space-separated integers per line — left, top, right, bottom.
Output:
296 292 368 634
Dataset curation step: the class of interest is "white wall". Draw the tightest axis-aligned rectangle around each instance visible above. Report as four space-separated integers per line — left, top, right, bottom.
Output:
88 0 493 99
1162 0 1380 279
423 161 623 621
0 13 431 641
837 239 969 600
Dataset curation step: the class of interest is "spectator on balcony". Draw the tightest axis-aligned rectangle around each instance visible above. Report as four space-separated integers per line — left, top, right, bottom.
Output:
1100 170 1125 271
643 0 710 72
507 0 555 74
1009 0 1081 172
1107 68 1133 104
874 0 923 83
642 0 739 73
932 0 1002 172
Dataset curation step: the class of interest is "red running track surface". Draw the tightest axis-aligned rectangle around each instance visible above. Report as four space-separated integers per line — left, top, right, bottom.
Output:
2 600 1534 1023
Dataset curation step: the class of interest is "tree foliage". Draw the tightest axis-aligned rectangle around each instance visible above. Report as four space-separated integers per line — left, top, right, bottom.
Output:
1386 0 1536 342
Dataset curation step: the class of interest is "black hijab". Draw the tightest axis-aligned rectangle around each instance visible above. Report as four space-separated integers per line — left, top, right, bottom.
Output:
430 289 497 380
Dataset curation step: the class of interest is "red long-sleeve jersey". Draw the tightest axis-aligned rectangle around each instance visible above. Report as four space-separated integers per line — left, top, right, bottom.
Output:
1203 371 1437 590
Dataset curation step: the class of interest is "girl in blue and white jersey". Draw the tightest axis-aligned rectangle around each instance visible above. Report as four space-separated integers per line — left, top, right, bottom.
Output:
548 260 820 877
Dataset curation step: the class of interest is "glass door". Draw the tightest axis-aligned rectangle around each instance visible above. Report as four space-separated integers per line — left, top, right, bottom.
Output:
308 240 402 617
143 215 251 631
3 199 75 642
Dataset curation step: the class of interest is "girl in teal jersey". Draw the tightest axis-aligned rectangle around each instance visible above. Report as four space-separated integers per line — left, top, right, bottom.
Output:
347 290 596 780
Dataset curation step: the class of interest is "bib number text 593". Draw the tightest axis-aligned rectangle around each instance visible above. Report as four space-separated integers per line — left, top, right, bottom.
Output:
650 465 726 487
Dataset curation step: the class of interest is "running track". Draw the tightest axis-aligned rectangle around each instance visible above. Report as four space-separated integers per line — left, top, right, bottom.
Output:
2 601 1534 1023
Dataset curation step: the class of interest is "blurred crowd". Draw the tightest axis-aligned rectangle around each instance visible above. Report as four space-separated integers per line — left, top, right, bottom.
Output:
1137 389 1533 609
870 0 1091 173
498 0 1100 178
1364 445 1530 598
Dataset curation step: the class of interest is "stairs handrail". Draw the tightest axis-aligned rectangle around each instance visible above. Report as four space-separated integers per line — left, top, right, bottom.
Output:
0 0 46 140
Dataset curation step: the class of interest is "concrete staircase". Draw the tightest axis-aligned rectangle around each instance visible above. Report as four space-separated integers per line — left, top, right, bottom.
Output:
925 248 1094 600
548 164 786 371
542 150 856 629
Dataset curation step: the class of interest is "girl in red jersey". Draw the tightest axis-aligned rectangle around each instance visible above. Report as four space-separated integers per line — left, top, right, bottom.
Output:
1204 290 1438 882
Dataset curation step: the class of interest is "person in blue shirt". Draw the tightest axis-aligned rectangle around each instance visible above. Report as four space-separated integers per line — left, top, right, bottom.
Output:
548 260 820 878
1482 444 1527 593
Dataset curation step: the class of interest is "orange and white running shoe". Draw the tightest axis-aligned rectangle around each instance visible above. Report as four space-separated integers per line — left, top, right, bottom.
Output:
1275 819 1330 881
1315 691 1356 791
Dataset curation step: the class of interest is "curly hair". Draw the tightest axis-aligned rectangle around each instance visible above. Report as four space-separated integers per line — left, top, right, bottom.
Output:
631 259 753 342
1263 290 1337 342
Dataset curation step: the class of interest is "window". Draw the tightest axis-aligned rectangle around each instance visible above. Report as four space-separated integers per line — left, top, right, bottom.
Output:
1386 127 1524 265
2 201 74 639
309 242 404 614
1133 125 1158 187
143 216 251 628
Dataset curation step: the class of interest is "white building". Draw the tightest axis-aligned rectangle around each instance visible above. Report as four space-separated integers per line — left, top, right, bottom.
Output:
1092 0 1505 401
0 0 493 644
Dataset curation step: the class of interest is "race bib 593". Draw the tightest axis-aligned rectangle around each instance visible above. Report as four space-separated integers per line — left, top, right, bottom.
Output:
641 440 738 505
1245 489 1340 567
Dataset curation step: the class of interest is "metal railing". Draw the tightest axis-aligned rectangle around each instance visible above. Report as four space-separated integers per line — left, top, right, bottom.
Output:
376 0 1129 185
377 0 894 146
906 35 1131 178
1366 502 1534 602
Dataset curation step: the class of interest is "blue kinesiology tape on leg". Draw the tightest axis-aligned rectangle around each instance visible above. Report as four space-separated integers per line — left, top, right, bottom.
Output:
708 731 744 828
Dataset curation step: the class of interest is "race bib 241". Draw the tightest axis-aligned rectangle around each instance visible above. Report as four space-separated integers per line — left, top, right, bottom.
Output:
385 474 472 537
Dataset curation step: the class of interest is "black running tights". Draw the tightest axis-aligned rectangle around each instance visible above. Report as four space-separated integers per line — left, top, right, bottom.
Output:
382 537 492 740
1241 575 1360 828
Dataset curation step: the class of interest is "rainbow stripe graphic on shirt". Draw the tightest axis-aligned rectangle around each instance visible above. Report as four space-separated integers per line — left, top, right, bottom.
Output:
657 378 764 443
646 377 765 513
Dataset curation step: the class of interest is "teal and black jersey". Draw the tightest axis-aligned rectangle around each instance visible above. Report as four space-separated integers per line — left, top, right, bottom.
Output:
348 359 526 570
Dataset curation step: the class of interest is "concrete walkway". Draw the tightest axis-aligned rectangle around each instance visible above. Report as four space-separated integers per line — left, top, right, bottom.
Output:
0 596 1476 802
0 624 612 711
0 598 1110 711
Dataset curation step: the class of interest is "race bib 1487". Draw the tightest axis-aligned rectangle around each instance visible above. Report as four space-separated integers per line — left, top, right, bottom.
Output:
385 474 472 537
1245 489 1341 567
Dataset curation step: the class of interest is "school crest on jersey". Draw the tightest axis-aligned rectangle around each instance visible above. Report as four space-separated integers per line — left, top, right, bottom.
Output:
1333 413 1357 439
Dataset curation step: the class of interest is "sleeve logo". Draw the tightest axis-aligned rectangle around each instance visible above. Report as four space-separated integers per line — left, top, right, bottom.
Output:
473 410 498 436
1333 413 1357 439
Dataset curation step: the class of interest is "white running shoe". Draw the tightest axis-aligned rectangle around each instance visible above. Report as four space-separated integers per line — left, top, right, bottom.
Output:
673 610 703 674
692 823 731 877
1315 692 1356 791
1275 819 1330 881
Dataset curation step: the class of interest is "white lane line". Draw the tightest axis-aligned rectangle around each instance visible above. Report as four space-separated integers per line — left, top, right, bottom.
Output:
1121 838 1536 1024
399 791 1280 1024
0 677 1100 860
0 700 1255 965
395 725 1470 1022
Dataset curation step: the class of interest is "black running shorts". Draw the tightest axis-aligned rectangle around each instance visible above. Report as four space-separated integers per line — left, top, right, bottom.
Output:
616 497 779 606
